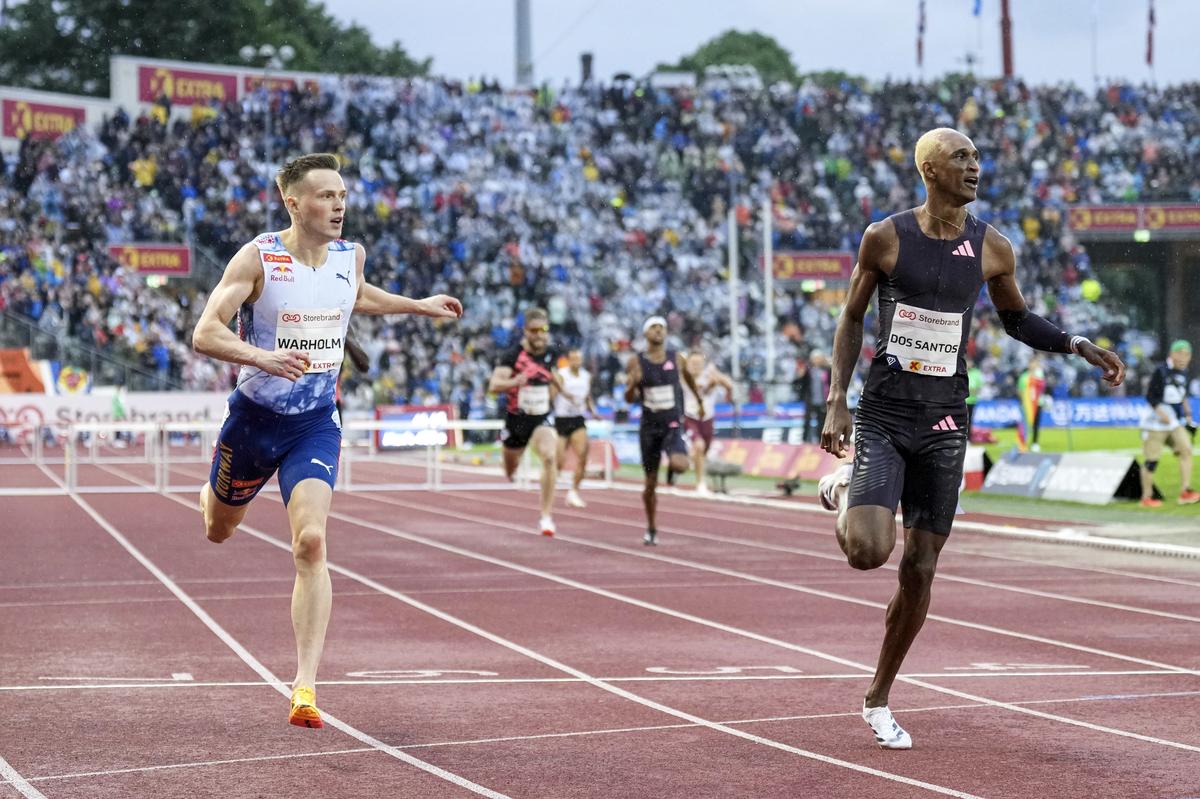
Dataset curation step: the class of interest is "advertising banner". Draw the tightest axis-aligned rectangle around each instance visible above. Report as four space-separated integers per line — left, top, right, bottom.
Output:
980 452 1060 498
375 404 459 449
138 65 238 105
106 243 192 276
760 251 854 282
1068 204 1200 235
0 392 227 431
2 98 86 141
1039 453 1142 505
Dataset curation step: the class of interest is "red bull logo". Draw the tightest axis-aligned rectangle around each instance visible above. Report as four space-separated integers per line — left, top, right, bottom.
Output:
270 264 295 283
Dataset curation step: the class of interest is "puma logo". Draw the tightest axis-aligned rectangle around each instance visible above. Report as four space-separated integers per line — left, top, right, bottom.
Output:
310 458 333 475
335 271 351 287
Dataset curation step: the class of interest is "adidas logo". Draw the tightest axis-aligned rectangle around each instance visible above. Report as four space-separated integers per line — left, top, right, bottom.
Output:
951 241 976 258
932 415 959 431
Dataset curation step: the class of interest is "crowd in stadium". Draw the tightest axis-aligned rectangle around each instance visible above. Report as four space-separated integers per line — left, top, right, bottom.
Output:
2 72 1198 413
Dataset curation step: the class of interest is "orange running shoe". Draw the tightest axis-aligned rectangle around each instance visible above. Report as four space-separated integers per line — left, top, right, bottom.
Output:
1179 489 1200 505
289 686 323 729
1140 497 1163 508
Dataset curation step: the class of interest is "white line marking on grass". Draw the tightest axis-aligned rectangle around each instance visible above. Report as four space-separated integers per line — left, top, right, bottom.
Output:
66 490 511 799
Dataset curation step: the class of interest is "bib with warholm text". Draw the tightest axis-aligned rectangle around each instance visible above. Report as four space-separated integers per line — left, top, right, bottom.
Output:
276 308 346 373
884 302 963 376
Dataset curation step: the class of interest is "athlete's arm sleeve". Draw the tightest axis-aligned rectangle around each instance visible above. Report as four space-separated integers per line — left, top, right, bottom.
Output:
996 309 1074 354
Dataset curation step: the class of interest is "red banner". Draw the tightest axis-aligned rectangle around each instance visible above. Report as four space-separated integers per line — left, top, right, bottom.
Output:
243 75 320 94
138 66 238 105
707 439 849 480
1068 204 1200 233
2 99 86 141
106 244 192 276
761 251 854 282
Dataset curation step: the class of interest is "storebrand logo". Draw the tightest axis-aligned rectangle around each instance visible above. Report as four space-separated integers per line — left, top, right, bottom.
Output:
898 309 918 320
281 313 302 323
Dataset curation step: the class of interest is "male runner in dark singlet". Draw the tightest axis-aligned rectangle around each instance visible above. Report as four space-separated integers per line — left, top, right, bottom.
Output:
488 308 571 536
626 316 704 545
816 128 1125 749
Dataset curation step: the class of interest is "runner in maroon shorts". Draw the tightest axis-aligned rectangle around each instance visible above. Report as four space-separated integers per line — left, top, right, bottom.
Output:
682 350 734 495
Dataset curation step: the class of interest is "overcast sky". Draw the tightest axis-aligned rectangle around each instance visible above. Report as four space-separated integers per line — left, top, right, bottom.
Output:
330 0 1196 88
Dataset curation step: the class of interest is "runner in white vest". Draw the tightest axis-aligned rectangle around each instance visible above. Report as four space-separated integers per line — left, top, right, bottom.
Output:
554 348 597 507
682 350 734 495
193 153 463 729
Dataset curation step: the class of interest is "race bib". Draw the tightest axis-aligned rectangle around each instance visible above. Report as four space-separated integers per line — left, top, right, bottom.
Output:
885 302 962 376
275 308 345 373
517 385 550 415
644 384 676 411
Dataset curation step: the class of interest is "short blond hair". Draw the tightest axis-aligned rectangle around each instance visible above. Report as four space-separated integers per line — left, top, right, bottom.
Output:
275 153 340 195
913 128 963 184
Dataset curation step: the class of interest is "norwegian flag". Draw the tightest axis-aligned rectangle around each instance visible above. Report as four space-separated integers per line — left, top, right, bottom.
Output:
1146 0 1155 66
917 0 927 67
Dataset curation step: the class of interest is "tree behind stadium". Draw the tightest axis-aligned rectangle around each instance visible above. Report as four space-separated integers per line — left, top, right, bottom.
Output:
0 0 430 97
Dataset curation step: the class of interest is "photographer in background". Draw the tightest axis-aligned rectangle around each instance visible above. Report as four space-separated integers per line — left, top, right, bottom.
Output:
1139 340 1199 507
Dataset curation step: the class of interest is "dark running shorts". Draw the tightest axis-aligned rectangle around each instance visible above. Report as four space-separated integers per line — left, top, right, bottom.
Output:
640 417 688 474
501 412 553 450
684 415 715 448
209 389 342 507
847 397 969 536
555 415 587 438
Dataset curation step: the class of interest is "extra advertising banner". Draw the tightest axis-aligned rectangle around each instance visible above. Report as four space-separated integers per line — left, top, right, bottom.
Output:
761 251 854 282
1068 204 1200 234
0 392 227 432
138 65 238 106
2 98 86 141
375 404 459 449
980 452 1060 498
106 243 192 276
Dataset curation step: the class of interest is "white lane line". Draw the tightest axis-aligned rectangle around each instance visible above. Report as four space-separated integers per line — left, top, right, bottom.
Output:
2 669 1184 693
12 689 1200 789
358 490 1200 676
67 491 511 799
326 491 1200 754
154 509 982 799
464 491 1200 625
0 755 48 799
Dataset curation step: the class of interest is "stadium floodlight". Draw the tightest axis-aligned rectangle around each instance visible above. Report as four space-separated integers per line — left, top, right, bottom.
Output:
279 45 296 63
258 44 276 59
239 45 257 62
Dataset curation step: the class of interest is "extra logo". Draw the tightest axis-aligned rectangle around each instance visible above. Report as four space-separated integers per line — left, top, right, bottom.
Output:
909 360 922 371
898 308 918 320
263 252 293 264
281 313 302 323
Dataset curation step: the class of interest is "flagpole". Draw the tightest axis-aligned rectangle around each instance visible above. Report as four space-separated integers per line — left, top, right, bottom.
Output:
1090 0 1099 88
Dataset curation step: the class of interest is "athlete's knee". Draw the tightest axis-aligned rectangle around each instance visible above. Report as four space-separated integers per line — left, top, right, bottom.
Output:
846 539 891 571
292 526 326 566
206 522 235 544
898 550 938 592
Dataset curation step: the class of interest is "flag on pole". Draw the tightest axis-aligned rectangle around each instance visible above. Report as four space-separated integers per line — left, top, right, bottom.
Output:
1015 365 1045 452
1146 0 1155 66
972 0 982 16
917 0 927 67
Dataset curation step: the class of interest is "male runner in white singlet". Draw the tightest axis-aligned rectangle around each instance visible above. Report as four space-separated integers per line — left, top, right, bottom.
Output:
193 153 463 728
682 350 734 495
554 348 596 508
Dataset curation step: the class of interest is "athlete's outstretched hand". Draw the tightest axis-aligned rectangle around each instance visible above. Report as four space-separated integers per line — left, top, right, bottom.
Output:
821 401 854 459
419 295 464 319
257 349 310 382
1078 341 1126 388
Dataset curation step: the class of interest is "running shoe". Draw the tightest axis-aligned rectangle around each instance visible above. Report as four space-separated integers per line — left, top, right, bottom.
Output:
289 686 323 729
694 483 712 497
643 528 657 546
566 489 586 508
1179 489 1200 505
817 463 853 511
862 703 911 749
540 515 556 537
1140 497 1163 508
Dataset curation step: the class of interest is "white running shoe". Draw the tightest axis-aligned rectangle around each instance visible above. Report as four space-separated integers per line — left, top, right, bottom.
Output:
862 703 912 749
540 515 556 537
817 463 853 511
566 489 586 508
694 483 712 497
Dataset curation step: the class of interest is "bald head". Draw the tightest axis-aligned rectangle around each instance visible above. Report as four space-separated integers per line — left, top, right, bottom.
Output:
914 128 973 184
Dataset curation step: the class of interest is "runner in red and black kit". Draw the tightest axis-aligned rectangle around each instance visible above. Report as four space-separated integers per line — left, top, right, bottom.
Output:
816 128 1126 750
626 316 703 545
488 308 569 537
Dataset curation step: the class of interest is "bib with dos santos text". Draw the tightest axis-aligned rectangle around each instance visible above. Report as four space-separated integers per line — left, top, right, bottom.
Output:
884 302 963 377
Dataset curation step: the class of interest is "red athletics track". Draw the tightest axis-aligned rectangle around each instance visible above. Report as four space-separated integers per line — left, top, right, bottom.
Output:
2 458 1199 798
